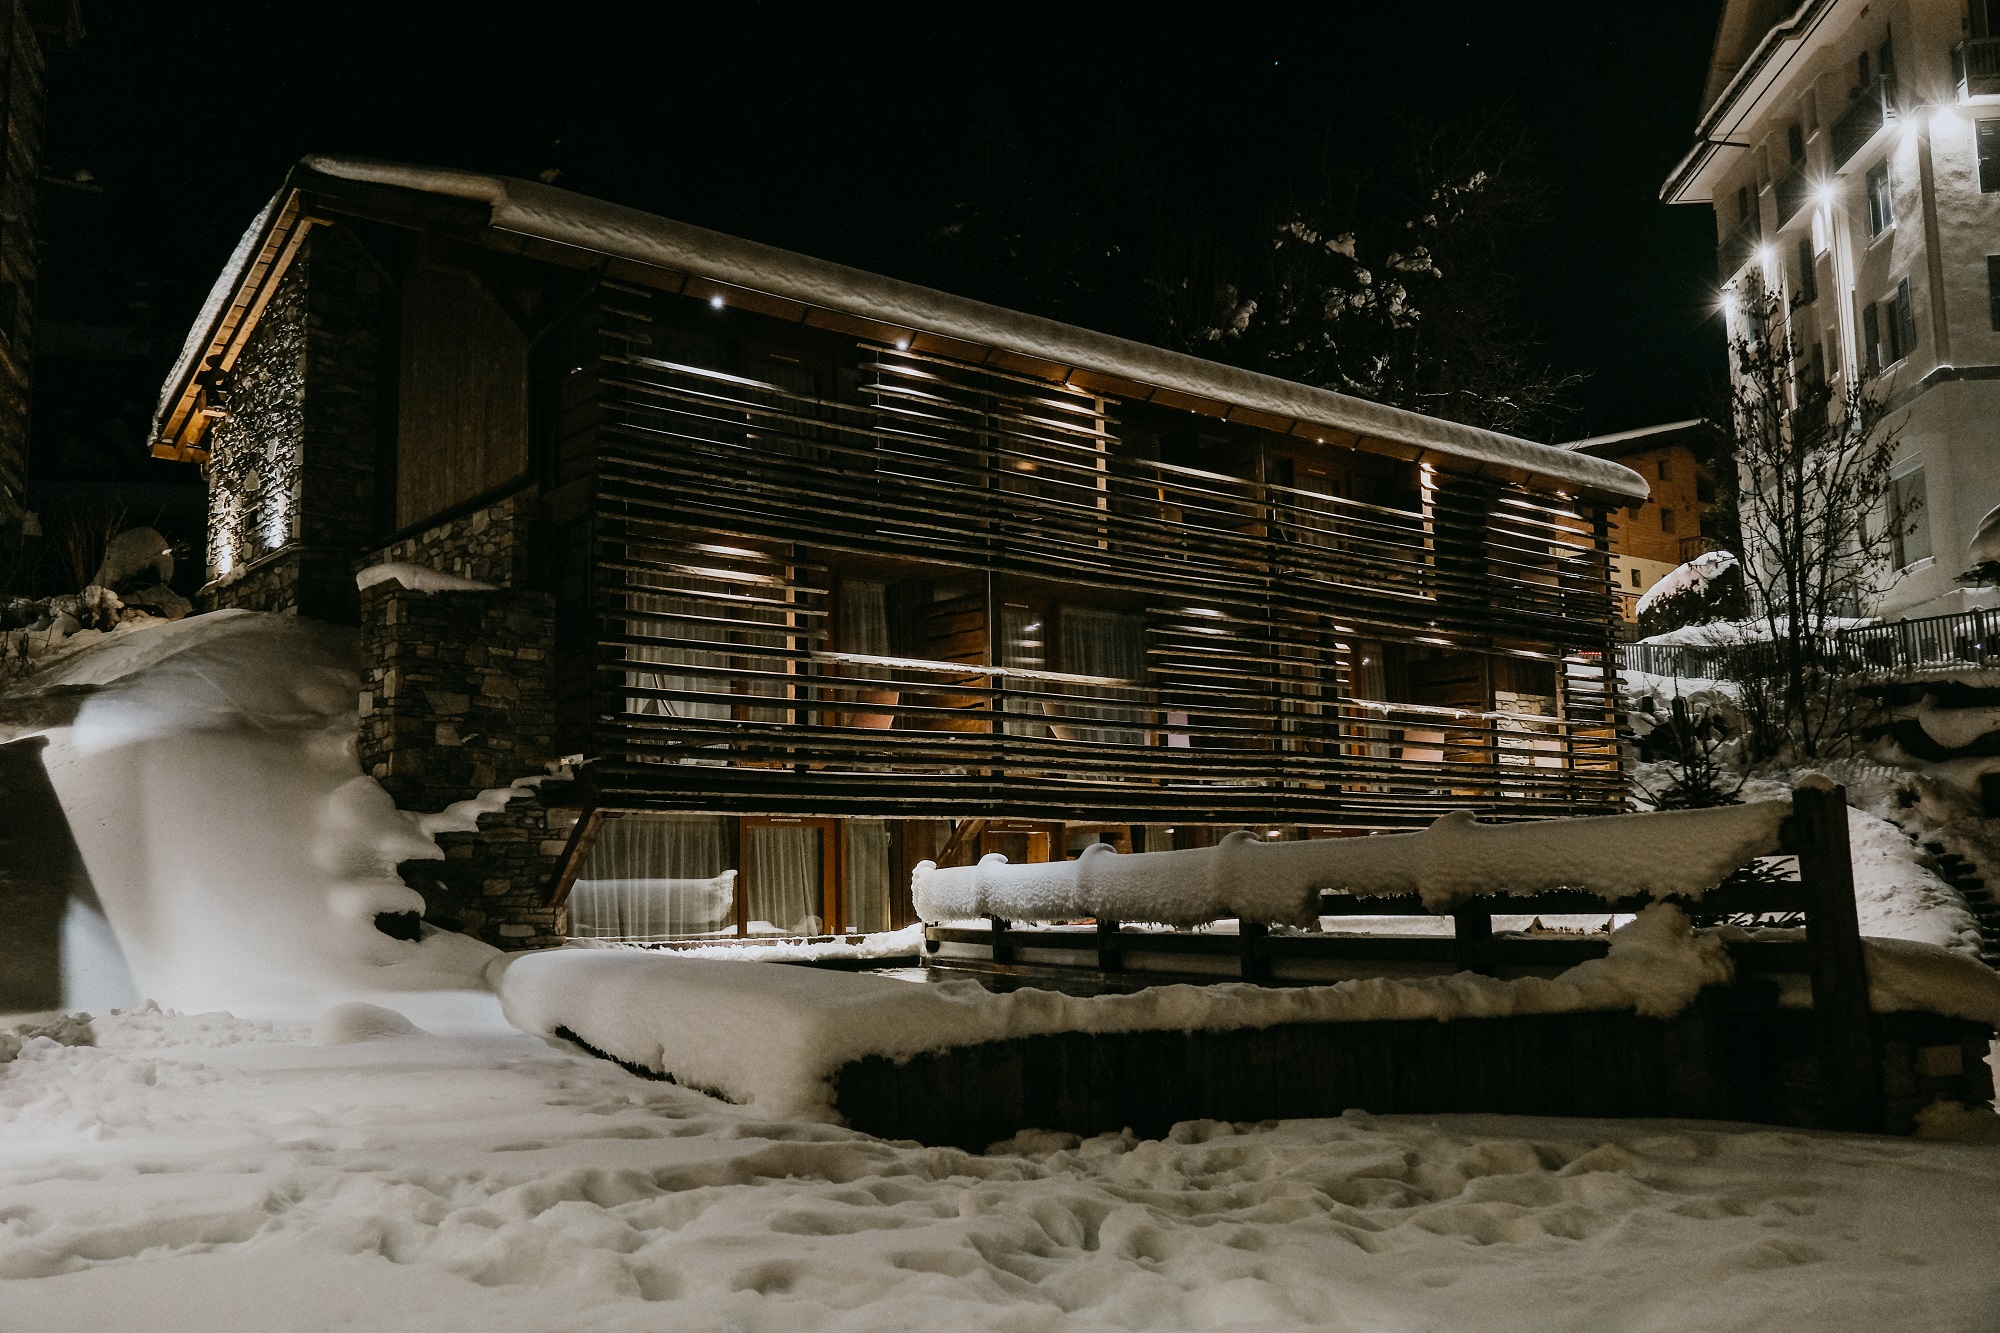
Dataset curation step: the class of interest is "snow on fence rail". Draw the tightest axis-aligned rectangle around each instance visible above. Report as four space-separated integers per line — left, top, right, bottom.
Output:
911 801 1792 927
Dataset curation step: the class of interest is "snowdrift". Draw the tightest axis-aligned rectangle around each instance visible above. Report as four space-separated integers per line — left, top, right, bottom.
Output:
22 610 497 1017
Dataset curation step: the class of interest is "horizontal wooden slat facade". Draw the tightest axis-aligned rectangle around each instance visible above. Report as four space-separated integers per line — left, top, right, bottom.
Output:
567 286 1623 827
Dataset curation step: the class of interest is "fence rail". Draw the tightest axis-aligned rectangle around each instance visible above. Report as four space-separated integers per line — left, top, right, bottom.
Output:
1618 609 2000 679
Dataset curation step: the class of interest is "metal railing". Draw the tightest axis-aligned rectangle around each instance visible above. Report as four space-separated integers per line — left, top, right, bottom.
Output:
1620 609 1999 679
1718 212 1763 279
1835 609 2000 674
1774 159 1813 226
1954 37 2000 100
1830 75 1897 170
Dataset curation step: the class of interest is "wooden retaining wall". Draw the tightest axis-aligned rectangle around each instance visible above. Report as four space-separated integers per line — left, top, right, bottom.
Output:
832 987 1993 1150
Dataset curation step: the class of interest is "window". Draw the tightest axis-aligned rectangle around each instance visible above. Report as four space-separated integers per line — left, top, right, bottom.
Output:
1890 464 1931 568
1630 567 1642 588
1863 302 1883 376
1657 458 1671 480
1697 475 1717 504
1807 338 1827 392
1796 237 1817 305
1737 185 1752 223
1890 278 1917 363
1981 120 2000 194
1787 124 1805 165
1866 162 1893 236
1661 507 1677 534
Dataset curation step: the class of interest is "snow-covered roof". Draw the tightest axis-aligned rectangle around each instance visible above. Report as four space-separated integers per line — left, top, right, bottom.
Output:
158 155 1648 505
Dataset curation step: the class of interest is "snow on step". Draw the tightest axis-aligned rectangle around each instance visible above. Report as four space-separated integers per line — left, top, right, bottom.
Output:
913 802 1794 928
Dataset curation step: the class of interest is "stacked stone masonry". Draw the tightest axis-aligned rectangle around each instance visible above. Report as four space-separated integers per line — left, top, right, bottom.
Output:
399 795 575 951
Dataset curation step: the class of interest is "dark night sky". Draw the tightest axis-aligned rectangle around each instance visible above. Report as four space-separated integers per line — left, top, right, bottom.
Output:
32 1 1730 476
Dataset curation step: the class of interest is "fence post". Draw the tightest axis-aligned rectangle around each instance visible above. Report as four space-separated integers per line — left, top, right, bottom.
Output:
987 914 1013 966
1096 917 1123 973
1790 783 1882 1132
1453 908 1497 976
1239 920 1271 984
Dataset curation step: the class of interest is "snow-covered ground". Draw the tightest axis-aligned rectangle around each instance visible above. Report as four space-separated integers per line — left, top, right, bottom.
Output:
2 1002 1997 1333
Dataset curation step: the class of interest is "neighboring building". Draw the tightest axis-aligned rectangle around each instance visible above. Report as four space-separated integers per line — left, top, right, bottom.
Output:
1664 0 2000 621
0 0 82 536
1568 419 1725 625
151 157 1644 948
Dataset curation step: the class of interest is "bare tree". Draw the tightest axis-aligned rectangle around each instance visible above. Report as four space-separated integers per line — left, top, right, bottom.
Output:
1722 284 1909 759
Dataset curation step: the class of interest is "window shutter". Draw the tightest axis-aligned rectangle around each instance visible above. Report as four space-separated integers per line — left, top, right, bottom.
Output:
1862 304 1881 376
1988 255 2000 331
1796 237 1817 305
1980 120 2000 193
1895 277 1917 359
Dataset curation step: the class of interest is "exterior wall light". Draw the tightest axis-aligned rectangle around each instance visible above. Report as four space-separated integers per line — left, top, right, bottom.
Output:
709 294 724 310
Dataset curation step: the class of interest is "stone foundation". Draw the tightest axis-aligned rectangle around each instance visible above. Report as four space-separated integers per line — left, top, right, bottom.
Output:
398 793 575 951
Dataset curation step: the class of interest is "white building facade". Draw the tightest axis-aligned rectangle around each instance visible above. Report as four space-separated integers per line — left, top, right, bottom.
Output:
1665 0 2000 620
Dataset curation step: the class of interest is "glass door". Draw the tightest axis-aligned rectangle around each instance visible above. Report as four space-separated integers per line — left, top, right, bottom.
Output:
740 817 838 937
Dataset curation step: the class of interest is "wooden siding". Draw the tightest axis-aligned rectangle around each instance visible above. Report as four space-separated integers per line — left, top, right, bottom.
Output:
568 285 1623 827
396 262 530 528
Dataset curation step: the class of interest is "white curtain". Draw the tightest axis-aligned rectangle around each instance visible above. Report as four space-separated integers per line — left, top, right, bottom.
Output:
1060 606 1148 745
744 824 823 936
626 574 730 722
568 814 736 940
843 819 892 934
1000 603 1048 737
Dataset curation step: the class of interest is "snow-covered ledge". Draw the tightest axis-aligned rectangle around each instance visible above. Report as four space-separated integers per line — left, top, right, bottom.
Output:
355 562 498 594
911 802 1794 927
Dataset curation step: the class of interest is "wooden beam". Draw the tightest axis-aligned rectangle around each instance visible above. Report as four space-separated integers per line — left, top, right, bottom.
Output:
934 817 988 870
544 807 606 909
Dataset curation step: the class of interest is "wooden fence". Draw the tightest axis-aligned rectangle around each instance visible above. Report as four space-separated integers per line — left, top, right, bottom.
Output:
882 786 1974 1138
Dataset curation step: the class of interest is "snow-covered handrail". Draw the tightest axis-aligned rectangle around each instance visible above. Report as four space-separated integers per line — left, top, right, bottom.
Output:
911 801 1793 928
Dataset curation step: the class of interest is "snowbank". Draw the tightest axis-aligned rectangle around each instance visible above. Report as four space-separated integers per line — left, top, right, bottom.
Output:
21 610 498 1017
913 803 1792 927
354 561 499 594
496 906 1734 1119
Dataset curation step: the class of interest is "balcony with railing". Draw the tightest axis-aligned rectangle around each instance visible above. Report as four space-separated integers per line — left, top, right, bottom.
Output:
1718 212 1763 279
1830 75 1897 170
1954 38 2000 100
1773 159 1813 227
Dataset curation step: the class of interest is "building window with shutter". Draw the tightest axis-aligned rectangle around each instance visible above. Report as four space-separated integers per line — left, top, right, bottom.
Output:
1866 162 1894 236
1980 120 2000 193
1890 464 1931 568
1795 237 1817 305
1892 278 1916 363
1862 303 1882 376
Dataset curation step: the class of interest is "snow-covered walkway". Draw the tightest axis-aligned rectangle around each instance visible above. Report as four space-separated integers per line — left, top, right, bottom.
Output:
3 1004 1997 1332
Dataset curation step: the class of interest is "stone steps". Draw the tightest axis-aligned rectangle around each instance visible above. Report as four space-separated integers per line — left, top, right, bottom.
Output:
1923 841 2000 968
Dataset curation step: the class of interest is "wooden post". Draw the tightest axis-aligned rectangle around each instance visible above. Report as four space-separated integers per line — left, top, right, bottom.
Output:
1453 908 1496 976
1790 782 1883 1132
1096 917 1123 973
987 914 1013 965
544 806 605 909
1239 920 1271 984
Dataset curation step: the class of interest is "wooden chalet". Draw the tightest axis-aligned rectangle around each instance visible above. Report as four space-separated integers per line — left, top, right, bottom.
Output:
153 156 1648 948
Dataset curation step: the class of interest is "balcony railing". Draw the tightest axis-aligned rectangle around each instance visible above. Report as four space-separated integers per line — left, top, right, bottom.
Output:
1829 75 1897 170
1619 609 2000 679
1718 212 1762 278
1954 37 2000 100
1773 159 1813 226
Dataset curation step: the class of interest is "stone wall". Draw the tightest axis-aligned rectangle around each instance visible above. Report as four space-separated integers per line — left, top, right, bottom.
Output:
202 223 384 622
398 795 575 950
370 490 536 588
358 579 556 813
